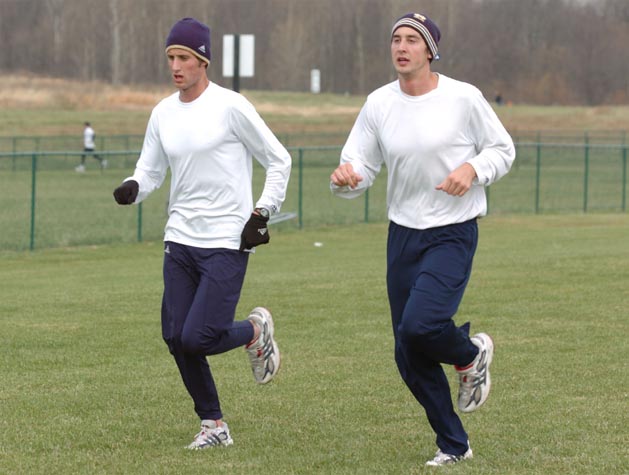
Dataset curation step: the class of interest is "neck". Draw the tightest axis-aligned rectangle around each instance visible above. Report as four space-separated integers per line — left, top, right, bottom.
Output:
398 71 438 97
179 75 210 103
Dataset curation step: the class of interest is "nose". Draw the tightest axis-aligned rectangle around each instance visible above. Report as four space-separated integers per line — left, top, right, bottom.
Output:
393 40 406 52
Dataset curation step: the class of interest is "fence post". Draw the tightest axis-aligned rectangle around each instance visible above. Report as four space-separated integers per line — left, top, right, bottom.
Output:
12 137 17 171
30 154 37 251
583 141 590 213
364 188 370 222
535 143 541 214
622 146 627 213
137 202 143 242
298 148 303 229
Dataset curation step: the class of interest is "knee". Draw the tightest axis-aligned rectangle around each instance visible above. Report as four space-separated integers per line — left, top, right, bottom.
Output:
180 330 205 355
398 313 438 345
163 334 183 356
180 327 223 355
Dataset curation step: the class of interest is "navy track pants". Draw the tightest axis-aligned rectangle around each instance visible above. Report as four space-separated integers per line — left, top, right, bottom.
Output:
386 219 480 456
161 241 254 421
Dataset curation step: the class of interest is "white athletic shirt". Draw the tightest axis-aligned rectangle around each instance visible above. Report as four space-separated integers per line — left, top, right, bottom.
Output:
83 126 95 149
126 82 291 249
332 75 515 229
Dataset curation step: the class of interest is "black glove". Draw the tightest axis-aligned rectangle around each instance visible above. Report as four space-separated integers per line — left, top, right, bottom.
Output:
240 213 270 251
113 180 139 205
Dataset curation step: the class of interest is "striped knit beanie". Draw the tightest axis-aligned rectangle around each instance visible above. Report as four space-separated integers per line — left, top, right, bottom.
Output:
165 17 211 63
391 13 441 61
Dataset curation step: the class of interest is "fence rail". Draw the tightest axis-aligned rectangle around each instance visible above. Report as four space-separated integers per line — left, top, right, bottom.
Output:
2 129 628 153
1 142 627 252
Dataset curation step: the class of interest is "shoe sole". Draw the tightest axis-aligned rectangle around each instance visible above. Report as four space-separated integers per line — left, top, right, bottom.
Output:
250 307 281 384
459 333 493 413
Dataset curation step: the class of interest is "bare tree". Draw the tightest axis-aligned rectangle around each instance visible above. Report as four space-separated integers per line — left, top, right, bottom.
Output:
45 0 66 75
109 0 123 85
0 0 628 105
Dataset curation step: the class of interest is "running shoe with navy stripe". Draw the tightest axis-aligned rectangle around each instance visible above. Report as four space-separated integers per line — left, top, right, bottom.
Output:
425 447 473 466
186 420 233 449
456 333 494 413
245 307 280 384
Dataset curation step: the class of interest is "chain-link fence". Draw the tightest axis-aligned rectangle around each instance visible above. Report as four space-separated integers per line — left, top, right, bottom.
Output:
1 142 627 251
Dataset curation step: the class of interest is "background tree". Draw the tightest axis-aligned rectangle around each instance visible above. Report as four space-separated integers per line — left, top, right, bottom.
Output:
0 0 627 105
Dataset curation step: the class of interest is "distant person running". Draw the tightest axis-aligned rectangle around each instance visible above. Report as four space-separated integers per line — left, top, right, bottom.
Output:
75 122 106 172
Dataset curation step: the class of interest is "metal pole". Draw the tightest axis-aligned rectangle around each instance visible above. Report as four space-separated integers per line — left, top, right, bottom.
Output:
364 188 369 222
137 202 143 242
298 149 303 229
622 147 627 213
12 137 17 172
535 144 541 214
583 142 590 213
30 154 37 251
233 34 240 93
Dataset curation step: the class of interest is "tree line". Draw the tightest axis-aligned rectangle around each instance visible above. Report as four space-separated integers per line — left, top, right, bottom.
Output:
1 0 628 105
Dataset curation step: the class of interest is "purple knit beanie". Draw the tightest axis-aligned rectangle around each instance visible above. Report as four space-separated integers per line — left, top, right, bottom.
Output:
391 13 441 61
165 17 211 63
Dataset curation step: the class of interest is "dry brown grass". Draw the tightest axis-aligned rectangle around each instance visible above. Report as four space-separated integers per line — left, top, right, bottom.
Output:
1 74 628 135
0 74 170 110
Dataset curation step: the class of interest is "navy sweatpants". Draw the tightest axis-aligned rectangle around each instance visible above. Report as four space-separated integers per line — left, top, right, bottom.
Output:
386 219 480 456
161 241 254 421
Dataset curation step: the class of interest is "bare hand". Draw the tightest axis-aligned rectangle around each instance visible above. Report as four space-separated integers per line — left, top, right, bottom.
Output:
330 163 363 189
435 163 477 197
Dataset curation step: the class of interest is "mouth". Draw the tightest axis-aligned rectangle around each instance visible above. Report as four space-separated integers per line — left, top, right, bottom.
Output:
173 74 183 81
396 57 409 66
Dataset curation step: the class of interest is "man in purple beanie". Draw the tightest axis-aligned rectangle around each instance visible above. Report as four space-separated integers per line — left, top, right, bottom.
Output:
330 13 515 467
113 17 291 449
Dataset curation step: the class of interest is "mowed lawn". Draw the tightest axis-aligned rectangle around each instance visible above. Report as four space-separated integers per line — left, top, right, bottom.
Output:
1 215 628 475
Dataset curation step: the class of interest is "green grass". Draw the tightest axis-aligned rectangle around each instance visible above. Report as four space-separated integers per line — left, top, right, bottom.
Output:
1 215 628 474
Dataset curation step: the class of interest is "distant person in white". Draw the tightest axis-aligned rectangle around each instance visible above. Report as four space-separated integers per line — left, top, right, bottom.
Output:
75 122 106 172
330 12 515 467
112 17 291 450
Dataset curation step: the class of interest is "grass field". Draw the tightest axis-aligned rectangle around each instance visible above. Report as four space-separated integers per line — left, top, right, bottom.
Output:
1 215 628 475
1 75 628 473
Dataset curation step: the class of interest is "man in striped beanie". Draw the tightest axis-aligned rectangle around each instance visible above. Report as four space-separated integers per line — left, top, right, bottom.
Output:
331 12 515 468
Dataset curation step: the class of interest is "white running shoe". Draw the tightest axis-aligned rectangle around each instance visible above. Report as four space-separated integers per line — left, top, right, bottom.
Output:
186 420 233 449
75 164 86 173
425 447 473 466
456 333 494 413
245 307 280 384
101 159 108 169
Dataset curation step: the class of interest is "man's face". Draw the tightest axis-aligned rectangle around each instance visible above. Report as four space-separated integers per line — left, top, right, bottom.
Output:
166 48 207 91
391 26 432 76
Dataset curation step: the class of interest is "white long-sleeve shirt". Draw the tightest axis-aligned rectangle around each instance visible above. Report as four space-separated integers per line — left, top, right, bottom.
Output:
332 75 515 229
83 126 95 149
127 82 291 249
